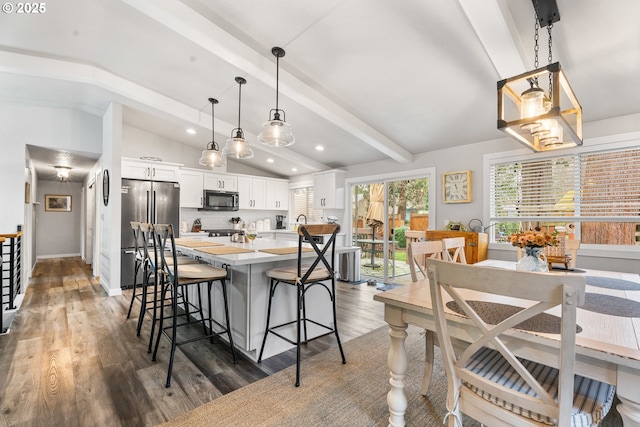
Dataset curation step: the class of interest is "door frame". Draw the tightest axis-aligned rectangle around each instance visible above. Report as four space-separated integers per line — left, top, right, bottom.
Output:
345 167 437 283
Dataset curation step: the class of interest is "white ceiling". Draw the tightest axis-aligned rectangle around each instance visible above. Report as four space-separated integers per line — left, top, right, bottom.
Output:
2 0 639 180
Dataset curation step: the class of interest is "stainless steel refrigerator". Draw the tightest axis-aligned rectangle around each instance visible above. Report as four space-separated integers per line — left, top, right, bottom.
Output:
120 178 180 288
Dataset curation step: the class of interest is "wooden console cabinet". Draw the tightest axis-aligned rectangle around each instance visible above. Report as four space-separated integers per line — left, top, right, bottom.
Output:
424 231 488 264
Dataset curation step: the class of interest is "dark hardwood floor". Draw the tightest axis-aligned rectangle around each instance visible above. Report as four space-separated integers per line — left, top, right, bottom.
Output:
0 257 388 426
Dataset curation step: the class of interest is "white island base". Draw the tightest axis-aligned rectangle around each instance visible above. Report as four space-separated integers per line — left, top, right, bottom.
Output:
175 236 360 361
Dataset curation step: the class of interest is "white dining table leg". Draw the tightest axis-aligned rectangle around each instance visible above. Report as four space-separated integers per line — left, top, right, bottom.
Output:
385 305 408 427
617 365 640 426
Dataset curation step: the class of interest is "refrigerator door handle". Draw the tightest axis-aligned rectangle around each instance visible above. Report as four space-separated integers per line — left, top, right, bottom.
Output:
153 191 157 224
146 190 151 223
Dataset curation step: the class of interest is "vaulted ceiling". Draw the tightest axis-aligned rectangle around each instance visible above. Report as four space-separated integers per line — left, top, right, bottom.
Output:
2 0 639 179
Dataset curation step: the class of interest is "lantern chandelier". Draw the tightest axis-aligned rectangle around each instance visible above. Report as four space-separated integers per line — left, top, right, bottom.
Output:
257 47 295 147
198 97 226 168
497 0 582 152
222 77 254 159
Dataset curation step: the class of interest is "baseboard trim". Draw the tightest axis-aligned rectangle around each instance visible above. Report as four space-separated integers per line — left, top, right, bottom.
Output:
36 253 82 260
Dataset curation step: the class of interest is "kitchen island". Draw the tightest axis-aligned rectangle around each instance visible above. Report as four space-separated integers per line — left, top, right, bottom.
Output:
173 235 361 361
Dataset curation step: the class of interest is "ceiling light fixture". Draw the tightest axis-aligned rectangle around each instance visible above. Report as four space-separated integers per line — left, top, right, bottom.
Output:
186 128 196 135
258 47 295 147
199 98 226 168
497 0 582 152
222 77 254 159
55 165 71 181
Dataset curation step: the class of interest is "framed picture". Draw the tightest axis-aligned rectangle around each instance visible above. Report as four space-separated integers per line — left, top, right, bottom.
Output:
45 194 72 212
442 170 472 203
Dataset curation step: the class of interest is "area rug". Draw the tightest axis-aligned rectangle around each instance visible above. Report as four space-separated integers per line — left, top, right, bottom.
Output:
157 325 623 427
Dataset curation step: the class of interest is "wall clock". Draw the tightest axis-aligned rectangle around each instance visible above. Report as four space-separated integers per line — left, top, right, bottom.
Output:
103 169 110 206
443 170 472 203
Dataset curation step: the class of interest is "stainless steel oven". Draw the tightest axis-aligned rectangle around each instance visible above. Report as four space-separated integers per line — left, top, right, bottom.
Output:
201 190 239 211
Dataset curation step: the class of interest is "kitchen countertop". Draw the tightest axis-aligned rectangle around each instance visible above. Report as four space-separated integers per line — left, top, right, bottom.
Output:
175 236 358 266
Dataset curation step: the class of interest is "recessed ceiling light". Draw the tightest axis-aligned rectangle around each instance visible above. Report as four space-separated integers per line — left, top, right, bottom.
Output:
315 145 324 151
186 128 196 135
292 167 298 172
267 158 274 163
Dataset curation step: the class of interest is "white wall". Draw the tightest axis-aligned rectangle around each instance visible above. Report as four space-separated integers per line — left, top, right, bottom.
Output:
0 104 102 229
122 124 280 177
35 180 83 258
100 103 123 296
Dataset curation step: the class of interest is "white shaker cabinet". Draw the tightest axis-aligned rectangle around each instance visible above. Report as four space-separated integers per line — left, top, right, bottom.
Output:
204 173 237 192
265 179 289 210
313 170 346 209
179 169 204 208
122 158 180 182
237 176 266 210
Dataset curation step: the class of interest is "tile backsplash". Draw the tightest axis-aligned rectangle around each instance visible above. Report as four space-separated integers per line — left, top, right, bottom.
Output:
181 208 287 231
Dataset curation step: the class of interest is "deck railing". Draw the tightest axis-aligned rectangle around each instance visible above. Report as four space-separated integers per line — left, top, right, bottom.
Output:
1 229 22 334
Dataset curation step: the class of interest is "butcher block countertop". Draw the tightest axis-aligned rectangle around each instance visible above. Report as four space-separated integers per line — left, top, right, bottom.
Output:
174 236 359 266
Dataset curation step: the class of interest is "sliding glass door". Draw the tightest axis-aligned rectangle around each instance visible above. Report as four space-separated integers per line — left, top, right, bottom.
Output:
351 174 431 285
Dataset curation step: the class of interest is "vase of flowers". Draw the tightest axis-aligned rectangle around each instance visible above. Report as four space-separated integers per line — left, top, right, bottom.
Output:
508 230 557 272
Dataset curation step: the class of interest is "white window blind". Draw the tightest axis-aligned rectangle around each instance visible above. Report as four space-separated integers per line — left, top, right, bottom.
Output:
292 187 322 222
490 147 640 222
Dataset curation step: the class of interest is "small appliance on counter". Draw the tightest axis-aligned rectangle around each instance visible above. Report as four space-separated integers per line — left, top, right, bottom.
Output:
263 218 271 230
191 218 202 232
275 215 286 229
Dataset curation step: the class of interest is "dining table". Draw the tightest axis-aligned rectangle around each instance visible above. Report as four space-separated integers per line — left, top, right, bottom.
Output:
374 259 640 427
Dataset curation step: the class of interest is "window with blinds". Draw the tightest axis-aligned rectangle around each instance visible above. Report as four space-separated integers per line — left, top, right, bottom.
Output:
490 146 640 245
291 187 322 223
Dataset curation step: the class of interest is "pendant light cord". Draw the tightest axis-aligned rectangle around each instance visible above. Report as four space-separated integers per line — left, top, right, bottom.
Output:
237 82 242 130
275 54 280 111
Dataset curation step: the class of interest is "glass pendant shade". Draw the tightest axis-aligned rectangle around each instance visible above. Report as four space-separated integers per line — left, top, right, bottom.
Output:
199 97 226 168
520 86 545 130
223 130 254 159
199 141 226 167
258 47 295 147
224 76 253 159
258 111 295 147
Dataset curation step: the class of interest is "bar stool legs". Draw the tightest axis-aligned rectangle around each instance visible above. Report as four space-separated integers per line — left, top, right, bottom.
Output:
258 276 346 387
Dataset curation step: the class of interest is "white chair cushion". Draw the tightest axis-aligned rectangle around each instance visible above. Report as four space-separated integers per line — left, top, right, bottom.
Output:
178 263 227 280
464 347 616 426
265 266 331 282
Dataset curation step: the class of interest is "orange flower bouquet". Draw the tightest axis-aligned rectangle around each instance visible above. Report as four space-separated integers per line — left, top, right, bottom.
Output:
508 230 557 248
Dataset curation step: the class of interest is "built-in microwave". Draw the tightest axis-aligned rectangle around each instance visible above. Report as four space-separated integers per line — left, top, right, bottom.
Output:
200 190 239 211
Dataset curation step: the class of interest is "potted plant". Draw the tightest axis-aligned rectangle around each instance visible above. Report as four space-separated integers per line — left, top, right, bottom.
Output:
229 217 242 230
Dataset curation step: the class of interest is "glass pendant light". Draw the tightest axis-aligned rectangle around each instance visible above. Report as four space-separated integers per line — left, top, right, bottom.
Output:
222 77 254 159
198 98 226 168
257 47 295 147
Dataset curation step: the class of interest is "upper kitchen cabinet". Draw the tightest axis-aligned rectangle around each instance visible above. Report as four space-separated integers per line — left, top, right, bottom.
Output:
265 179 289 210
204 172 237 192
179 169 203 208
237 176 266 210
122 158 181 182
313 170 346 209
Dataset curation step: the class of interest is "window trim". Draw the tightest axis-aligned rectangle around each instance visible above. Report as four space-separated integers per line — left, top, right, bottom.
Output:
483 130 640 257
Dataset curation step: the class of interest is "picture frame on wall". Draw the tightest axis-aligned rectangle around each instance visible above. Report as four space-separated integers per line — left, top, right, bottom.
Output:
45 194 72 212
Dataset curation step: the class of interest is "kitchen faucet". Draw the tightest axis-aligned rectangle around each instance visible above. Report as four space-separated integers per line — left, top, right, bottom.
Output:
296 214 307 224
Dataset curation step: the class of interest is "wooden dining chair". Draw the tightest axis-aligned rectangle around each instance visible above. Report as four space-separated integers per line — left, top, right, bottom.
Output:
407 240 444 395
442 237 467 264
426 259 616 426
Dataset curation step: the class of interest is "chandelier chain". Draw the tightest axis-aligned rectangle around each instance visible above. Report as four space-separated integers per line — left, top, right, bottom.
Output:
533 2 539 87
548 23 553 97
